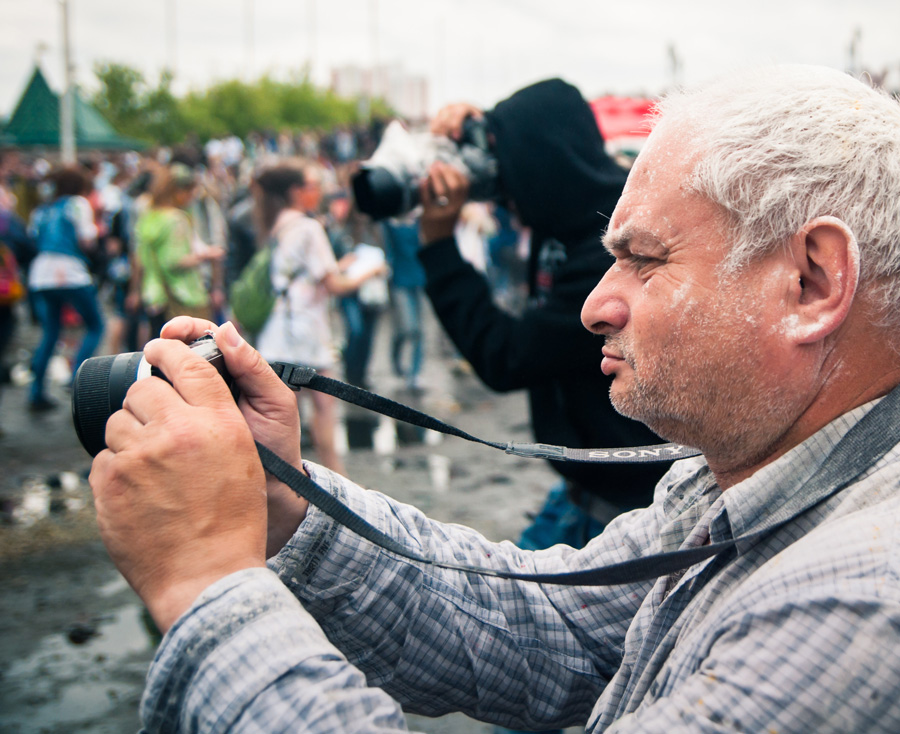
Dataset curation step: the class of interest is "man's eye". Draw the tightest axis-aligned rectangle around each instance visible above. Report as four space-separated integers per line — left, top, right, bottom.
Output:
628 254 658 270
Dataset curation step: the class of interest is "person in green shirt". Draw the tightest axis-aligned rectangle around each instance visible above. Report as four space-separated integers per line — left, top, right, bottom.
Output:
133 163 224 337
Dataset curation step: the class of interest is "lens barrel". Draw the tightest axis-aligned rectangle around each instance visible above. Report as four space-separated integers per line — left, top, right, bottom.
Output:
72 351 144 457
72 337 234 458
351 167 417 220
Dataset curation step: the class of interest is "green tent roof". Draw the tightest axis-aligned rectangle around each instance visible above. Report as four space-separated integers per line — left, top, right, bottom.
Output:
1 66 145 150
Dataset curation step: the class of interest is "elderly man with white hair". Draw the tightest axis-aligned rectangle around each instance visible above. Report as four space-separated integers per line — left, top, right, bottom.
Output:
90 65 900 733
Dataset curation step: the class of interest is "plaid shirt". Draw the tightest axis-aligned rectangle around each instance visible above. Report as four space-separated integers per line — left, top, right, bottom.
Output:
142 399 900 732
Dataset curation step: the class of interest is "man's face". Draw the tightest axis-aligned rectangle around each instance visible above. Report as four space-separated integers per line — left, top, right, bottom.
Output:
581 128 806 461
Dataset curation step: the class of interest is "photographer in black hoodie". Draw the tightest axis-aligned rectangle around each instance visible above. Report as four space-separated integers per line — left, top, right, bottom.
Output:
419 79 669 558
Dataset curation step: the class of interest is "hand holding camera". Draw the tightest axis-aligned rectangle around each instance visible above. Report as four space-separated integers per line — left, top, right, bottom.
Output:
160 320 308 556
419 161 471 244
87 318 309 632
429 102 484 141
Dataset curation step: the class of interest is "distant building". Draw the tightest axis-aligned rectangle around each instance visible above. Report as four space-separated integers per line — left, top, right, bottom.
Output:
330 64 429 122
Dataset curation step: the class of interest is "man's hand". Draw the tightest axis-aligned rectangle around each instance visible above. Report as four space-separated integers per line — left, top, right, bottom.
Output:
419 161 470 244
430 102 483 140
160 318 310 558
90 318 309 633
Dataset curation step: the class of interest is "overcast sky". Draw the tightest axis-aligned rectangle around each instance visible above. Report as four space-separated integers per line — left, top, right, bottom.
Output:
2 0 898 119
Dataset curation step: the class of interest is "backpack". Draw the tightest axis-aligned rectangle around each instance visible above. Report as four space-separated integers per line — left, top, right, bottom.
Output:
229 236 299 335
0 243 24 306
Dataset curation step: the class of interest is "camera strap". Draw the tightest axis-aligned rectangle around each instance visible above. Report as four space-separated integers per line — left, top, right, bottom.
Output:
261 362 900 586
269 361 701 464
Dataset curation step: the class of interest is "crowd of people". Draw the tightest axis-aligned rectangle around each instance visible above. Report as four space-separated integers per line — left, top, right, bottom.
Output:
0 128 529 447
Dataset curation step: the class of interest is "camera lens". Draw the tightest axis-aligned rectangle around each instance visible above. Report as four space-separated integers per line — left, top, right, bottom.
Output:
72 351 145 457
72 336 234 458
351 167 415 220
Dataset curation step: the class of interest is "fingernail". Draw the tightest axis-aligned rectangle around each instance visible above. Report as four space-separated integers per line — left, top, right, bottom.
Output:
221 321 243 348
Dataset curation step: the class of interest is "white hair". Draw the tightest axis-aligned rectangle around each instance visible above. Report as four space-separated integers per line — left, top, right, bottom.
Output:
653 65 900 328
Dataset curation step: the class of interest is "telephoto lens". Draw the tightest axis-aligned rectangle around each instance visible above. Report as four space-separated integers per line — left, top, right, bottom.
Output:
71 335 232 457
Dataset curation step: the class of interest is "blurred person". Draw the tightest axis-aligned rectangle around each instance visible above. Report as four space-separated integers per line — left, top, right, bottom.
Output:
486 204 528 314
334 127 357 164
418 80 668 564
383 214 426 391
422 77 655 734
325 193 385 389
170 147 230 322
103 203 134 354
102 168 153 354
91 63 900 734
26 166 103 411
0 205 34 433
299 130 320 160
120 168 156 351
253 164 385 474
224 187 258 292
278 130 297 158
0 153 20 213
188 175 229 323
80 157 111 283
133 163 224 338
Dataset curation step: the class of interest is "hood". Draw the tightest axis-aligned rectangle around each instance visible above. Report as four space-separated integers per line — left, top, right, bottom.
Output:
485 78 627 242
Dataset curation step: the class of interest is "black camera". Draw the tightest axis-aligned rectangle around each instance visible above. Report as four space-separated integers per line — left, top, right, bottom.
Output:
351 116 501 220
71 335 233 457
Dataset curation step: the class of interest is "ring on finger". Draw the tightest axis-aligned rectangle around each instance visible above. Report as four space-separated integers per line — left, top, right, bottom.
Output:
435 195 449 207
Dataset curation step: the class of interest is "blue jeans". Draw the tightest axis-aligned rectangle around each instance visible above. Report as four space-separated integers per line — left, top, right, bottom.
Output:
339 295 379 387
30 285 104 402
390 286 423 382
496 482 607 734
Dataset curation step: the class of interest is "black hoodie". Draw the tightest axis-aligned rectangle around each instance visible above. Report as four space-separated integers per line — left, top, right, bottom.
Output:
418 78 668 510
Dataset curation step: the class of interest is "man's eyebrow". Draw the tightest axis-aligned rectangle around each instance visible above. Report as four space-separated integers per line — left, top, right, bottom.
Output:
602 229 668 256
602 230 632 255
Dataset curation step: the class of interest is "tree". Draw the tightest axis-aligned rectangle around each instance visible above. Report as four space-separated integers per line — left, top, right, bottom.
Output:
92 62 146 138
89 62 394 146
142 70 186 145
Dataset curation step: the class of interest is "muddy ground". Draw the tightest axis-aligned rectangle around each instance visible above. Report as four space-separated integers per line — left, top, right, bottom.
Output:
0 303 584 734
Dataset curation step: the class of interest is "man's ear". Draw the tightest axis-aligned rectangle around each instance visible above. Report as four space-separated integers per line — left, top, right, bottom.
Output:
784 216 860 345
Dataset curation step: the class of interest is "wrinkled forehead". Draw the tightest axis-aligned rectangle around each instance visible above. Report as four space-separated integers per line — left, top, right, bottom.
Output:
610 126 703 224
604 124 736 260
627 123 700 193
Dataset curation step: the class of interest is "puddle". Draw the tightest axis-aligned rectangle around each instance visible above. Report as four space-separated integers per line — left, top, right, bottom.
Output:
4 471 88 527
0 602 154 729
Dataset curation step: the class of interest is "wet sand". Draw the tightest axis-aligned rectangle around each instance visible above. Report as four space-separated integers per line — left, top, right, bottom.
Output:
0 303 584 733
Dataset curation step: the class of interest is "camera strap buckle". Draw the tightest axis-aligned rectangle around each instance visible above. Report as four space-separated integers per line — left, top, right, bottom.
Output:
271 362 318 390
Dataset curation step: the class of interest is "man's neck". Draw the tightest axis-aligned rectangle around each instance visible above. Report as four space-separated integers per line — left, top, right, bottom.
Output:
711 367 900 490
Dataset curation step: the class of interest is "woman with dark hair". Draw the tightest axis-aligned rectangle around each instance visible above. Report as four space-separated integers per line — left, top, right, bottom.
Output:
26 165 103 411
252 163 384 475
133 163 224 338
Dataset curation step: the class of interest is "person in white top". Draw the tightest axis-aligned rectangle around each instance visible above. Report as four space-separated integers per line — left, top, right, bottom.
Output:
253 163 385 475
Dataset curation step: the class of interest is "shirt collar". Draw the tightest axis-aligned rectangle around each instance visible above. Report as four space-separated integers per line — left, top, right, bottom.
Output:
720 398 883 540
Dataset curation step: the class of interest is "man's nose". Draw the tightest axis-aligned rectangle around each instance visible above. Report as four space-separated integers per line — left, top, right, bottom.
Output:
581 267 629 335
